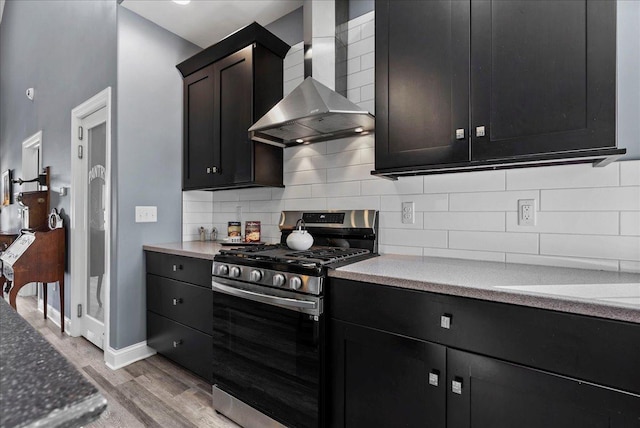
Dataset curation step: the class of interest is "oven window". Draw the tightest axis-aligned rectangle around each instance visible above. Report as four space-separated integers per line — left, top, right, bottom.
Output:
212 291 322 428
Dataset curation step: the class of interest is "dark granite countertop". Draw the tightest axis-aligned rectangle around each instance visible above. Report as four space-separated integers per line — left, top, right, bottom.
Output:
0 298 106 428
143 241 225 260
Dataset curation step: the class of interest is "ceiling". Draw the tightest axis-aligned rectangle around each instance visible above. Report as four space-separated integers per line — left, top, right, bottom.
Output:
121 0 302 48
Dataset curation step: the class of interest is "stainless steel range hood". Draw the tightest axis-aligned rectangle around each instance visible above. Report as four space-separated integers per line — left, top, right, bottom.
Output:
248 0 374 148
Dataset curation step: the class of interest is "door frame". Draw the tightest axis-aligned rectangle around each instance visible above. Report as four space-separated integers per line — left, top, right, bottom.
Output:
69 88 111 356
20 131 43 298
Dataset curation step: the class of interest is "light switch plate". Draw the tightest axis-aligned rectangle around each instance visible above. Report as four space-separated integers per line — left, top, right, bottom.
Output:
135 206 157 223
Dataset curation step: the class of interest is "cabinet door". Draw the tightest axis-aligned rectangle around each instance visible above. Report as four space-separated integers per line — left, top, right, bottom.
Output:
330 320 446 428
183 64 215 189
447 349 640 428
471 0 616 160
375 0 470 170
213 45 254 187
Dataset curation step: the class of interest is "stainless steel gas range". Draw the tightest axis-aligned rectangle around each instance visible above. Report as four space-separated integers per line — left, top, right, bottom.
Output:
211 210 378 428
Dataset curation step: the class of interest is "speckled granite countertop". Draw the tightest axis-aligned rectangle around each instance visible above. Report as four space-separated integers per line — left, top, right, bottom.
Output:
330 255 640 324
0 299 106 428
143 241 225 260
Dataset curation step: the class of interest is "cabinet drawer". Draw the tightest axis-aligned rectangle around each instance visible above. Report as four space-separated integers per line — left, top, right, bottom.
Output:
329 278 640 394
145 251 212 288
147 312 212 383
147 274 212 334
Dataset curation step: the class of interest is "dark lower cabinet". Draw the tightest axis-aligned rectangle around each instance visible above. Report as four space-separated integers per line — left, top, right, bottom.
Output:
447 349 640 428
330 320 446 428
145 251 213 382
329 278 640 427
147 312 213 382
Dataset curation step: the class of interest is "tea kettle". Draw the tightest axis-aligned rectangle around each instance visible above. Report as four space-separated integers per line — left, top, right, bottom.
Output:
286 219 314 251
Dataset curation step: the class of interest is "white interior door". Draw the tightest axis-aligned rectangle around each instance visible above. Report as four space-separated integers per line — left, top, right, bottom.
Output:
71 102 109 349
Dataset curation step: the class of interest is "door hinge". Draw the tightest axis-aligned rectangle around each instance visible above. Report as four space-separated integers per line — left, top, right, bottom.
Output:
78 145 83 159
77 304 82 318
78 126 84 141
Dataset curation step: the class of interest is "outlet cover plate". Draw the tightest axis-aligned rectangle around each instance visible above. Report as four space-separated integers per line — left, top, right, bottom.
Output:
402 201 415 224
518 199 536 226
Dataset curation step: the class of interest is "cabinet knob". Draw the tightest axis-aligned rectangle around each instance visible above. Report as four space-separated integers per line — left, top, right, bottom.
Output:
212 166 218 173
172 298 183 306
428 371 439 387
455 128 465 140
440 314 452 329
173 339 183 348
475 126 486 137
206 167 211 174
172 264 183 272
452 379 463 395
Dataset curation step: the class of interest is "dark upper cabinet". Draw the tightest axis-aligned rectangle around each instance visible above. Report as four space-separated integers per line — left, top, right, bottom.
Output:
374 0 623 178
178 23 289 191
375 0 470 170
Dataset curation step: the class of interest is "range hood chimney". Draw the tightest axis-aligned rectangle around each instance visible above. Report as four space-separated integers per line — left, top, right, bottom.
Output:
249 0 374 147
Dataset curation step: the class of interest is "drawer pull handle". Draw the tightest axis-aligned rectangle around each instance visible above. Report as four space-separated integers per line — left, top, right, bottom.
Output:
440 314 452 329
172 298 183 306
172 264 183 272
452 378 463 395
428 371 439 387
173 340 183 348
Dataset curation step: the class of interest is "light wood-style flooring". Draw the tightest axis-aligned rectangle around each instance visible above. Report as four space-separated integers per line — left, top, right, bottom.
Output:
15 296 239 428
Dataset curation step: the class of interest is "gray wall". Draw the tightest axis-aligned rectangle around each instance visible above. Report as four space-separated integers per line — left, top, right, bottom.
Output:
618 0 640 160
265 6 303 46
114 7 199 349
0 0 117 316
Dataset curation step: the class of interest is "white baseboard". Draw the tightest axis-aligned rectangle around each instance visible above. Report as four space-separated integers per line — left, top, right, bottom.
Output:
105 341 156 370
38 301 72 334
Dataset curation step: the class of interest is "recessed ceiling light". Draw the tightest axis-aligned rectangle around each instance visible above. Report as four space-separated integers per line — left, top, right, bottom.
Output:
172 0 191 5
296 139 304 143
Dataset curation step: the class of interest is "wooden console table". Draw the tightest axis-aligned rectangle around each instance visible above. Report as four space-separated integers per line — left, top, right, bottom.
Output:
2 229 66 333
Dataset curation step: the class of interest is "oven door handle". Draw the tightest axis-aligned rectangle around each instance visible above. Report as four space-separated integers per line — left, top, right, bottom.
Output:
212 280 318 312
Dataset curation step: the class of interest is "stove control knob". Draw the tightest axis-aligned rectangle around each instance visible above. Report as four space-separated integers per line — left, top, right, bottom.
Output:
290 276 302 290
217 265 229 276
250 270 263 282
272 274 286 287
230 266 241 278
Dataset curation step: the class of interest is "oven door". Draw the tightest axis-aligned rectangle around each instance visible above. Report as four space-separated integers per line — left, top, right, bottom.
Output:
212 277 323 428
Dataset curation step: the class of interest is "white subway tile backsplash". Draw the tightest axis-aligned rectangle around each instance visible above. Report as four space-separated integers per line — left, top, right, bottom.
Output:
423 248 506 263
183 212 214 224
620 161 640 186
285 156 327 173
360 52 374 70
449 190 538 212
211 189 240 202
347 36 375 60
238 188 272 201
347 67 375 89
506 254 620 272
620 212 640 236
347 25 361 44
540 234 640 261
183 190 213 202
378 244 423 256
379 212 425 229
357 100 375 115
360 147 375 164
284 78 304 97
249 200 285 213
312 181 361 198
284 198 327 211
347 56 361 75
424 212 505 231
362 176 423 195
272 185 312 200
424 170 506 194
361 20 375 39
283 62 304 82
381 194 448 212
360 83 374 101
449 231 539 254
380 228 448 248
506 163 619 190
506 211 619 235
286 142 328 159
284 169 327 186
347 11 374 30
347 87 361 103
327 195 381 210
620 260 640 273
541 187 640 211
184 201 214 213
326 164 376 183
325 135 374 154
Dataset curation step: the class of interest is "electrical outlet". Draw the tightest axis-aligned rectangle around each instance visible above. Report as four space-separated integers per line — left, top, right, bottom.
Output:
518 199 536 226
402 201 415 224
135 206 157 223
